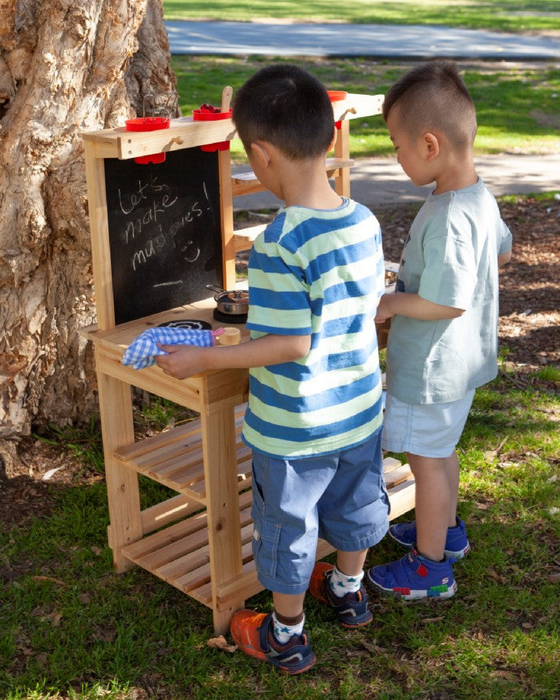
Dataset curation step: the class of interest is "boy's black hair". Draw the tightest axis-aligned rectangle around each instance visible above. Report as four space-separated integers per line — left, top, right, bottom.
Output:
382 60 477 150
232 63 335 160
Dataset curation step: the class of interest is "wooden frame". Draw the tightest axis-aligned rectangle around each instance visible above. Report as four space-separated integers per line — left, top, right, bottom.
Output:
81 92 414 634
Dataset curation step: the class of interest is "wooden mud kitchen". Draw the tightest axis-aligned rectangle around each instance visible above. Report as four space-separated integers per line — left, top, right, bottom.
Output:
81 91 415 634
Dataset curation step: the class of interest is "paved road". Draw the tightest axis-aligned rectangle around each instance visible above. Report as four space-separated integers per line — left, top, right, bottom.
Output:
165 20 560 59
233 154 560 210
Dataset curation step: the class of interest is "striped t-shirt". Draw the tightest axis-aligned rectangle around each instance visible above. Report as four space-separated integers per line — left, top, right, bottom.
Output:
241 197 385 459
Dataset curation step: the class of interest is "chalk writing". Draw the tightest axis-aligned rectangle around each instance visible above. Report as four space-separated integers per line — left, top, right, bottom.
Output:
104 147 223 325
117 176 176 216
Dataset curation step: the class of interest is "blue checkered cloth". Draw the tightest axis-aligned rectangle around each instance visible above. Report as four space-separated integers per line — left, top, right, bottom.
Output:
122 327 219 370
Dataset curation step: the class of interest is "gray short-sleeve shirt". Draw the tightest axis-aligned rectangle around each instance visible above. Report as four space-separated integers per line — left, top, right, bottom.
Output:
386 178 512 404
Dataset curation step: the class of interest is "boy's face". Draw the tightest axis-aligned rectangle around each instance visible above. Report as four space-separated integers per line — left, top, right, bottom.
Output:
386 108 435 187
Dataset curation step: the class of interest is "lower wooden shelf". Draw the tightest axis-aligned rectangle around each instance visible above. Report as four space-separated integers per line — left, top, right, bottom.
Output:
118 406 415 611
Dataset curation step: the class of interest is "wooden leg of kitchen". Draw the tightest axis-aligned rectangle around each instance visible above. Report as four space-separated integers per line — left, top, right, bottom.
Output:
202 406 245 635
97 366 142 573
334 119 351 198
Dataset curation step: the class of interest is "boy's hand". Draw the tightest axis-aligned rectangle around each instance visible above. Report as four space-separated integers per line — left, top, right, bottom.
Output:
154 333 311 380
375 294 395 324
155 344 209 380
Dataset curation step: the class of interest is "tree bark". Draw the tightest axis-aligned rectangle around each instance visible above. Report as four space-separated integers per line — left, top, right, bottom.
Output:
0 0 178 468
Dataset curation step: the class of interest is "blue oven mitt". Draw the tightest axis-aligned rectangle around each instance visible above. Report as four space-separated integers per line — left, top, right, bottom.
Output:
122 327 223 370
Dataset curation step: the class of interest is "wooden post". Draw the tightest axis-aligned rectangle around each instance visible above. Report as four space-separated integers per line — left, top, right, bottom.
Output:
201 404 245 634
219 148 237 291
333 119 351 198
83 141 115 330
96 357 142 572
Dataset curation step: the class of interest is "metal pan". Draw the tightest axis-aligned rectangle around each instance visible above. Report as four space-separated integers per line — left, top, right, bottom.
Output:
206 284 249 316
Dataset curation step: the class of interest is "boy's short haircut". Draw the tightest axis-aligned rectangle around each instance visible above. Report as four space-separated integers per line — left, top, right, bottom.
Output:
382 60 477 150
232 63 335 160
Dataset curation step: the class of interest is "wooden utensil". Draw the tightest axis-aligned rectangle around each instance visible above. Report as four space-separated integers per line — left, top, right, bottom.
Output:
221 85 233 113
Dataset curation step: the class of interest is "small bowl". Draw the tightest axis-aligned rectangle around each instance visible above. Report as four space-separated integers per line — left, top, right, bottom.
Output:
125 117 170 131
192 108 233 121
193 107 233 150
124 118 170 164
327 90 348 102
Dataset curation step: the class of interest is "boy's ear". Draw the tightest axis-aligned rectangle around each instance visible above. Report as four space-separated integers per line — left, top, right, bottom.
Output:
423 132 440 161
328 127 337 153
250 140 272 167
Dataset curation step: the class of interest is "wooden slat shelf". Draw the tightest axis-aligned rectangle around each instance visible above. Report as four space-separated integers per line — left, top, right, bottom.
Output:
233 224 267 253
122 491 253 606
232 157 355 197
118 405 415 610
115 406 251 505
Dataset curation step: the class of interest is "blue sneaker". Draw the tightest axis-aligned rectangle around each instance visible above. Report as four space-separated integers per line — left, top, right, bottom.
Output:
389 517 471 561
367 549 457 601
308 562 373 627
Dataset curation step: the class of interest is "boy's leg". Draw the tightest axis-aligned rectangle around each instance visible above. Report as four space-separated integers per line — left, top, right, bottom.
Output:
383 392 473 560
273 591 306 619
407 451 459 562
309 430 388 625
368 394 479 600
337 548 369 577
230 451 332 673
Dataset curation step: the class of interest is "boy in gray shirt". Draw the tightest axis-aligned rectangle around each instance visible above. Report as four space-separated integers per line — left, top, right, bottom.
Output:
368 61 512 599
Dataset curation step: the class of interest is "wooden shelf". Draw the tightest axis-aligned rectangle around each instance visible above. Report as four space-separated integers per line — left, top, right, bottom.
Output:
121 490 254 606
114 406 250 505
118 404 415 610
231 157 355 197
233 224 267 253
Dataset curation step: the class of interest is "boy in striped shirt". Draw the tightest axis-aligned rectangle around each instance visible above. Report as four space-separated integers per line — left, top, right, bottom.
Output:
156 64 388 673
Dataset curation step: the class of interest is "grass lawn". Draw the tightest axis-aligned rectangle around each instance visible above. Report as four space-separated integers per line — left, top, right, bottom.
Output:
171 56 560 160
1 355 559 699
163 0 560 34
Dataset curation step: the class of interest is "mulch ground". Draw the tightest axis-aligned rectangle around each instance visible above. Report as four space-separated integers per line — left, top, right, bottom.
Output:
0 196 558 531
378 195 560 369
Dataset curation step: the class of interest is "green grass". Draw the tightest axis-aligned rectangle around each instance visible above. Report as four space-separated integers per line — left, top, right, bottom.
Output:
163 0 560 34
171 56 560 160
1 362 559 699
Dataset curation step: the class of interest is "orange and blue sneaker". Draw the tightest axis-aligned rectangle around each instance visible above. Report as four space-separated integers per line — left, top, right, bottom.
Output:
389 517 471 561
230 610 316 674
367 548 457 601
308 562 373 627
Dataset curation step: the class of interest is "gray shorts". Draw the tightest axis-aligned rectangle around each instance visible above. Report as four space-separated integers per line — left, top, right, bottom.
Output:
251 430 389 595
382 390 476 458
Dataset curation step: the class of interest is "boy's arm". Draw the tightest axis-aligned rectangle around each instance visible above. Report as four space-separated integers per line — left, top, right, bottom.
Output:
155 333 311 380
498 250 512 267
375 291 464 323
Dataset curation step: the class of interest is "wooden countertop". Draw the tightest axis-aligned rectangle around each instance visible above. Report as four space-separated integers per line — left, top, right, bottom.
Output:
80 295 250 351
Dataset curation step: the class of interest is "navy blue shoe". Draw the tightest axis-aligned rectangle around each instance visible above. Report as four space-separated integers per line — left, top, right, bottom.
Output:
309 562 373 627
389 517 471 561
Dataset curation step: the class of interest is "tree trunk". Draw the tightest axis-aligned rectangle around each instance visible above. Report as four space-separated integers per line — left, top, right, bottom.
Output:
0 0 178 471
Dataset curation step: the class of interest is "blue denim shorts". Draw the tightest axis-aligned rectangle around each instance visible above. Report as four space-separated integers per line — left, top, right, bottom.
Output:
382 390 476 458
250 429 389 595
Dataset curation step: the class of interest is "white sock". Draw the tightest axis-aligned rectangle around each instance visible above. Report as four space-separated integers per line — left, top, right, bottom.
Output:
272 611 305 644
329 566 364 598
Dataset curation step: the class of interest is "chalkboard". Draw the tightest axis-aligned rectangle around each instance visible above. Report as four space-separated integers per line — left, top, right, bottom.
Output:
104 147 223 325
